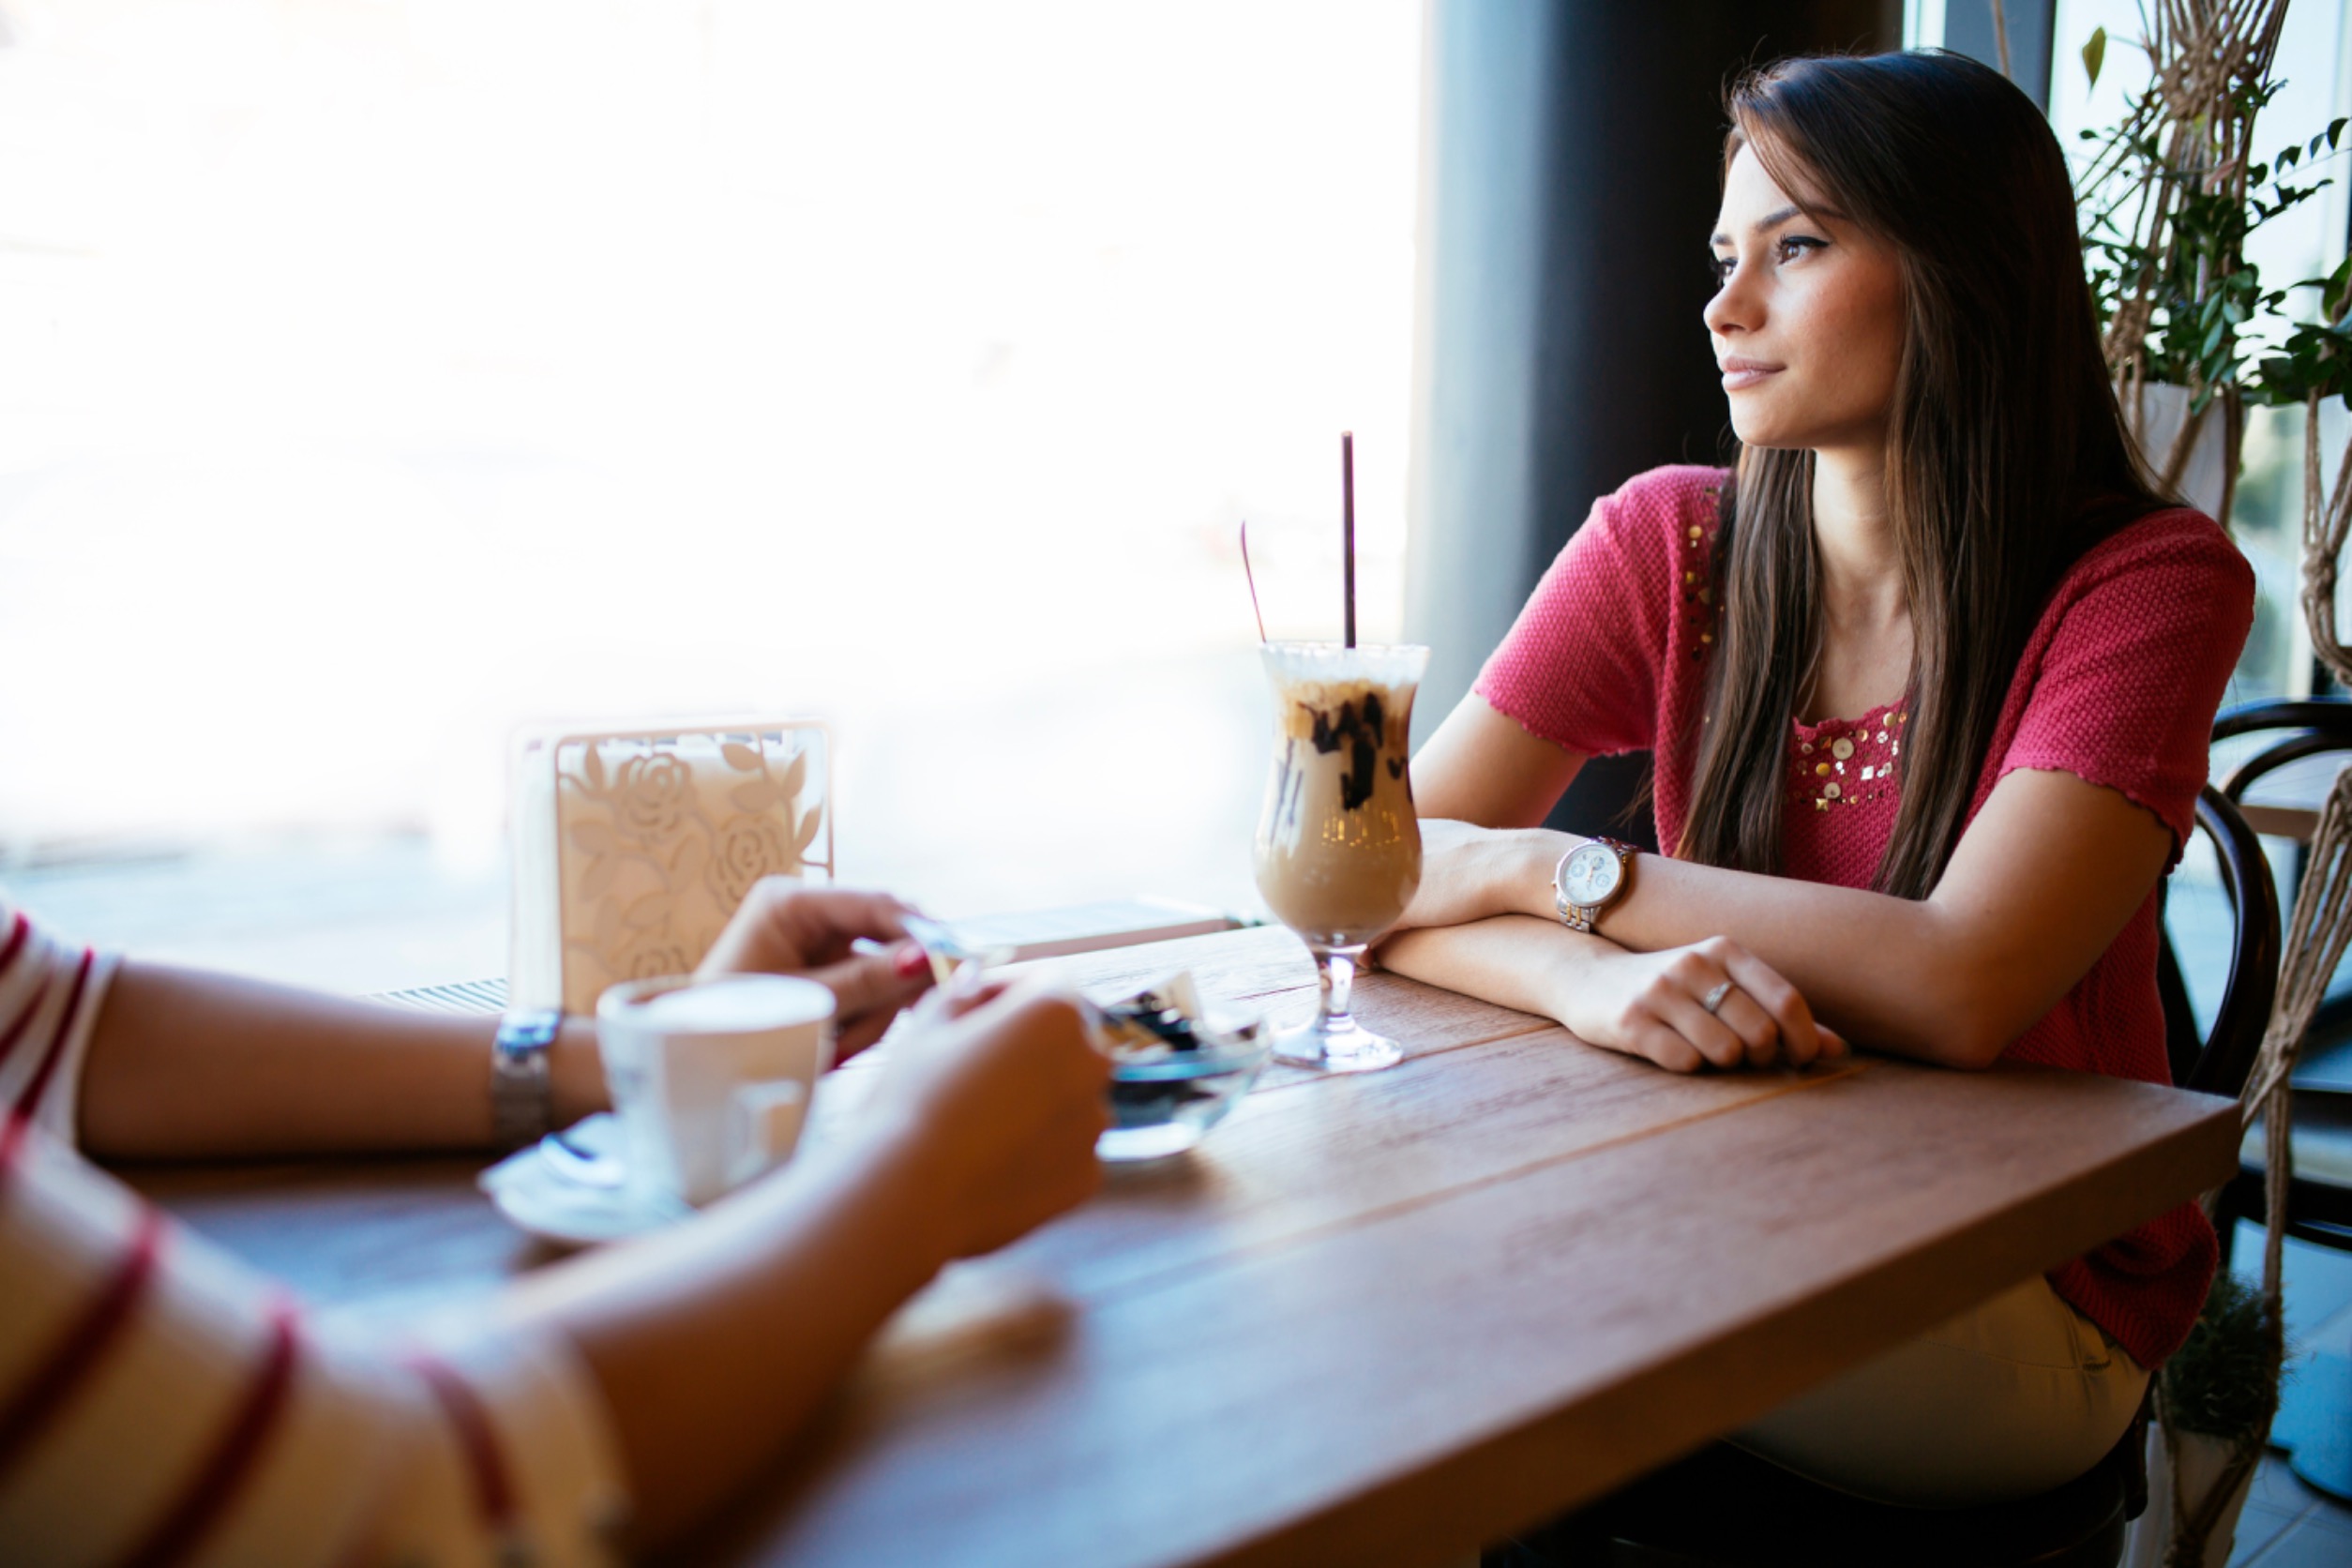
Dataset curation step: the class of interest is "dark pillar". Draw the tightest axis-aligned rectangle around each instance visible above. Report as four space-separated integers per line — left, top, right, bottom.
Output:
1405 0 1895 849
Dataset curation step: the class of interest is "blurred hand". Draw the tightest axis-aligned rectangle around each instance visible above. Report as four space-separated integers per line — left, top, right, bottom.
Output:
1560 936 1848 1074
696 880 934 1061
870 978 1111 1259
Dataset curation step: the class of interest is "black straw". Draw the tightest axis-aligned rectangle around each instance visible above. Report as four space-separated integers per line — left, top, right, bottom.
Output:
1341 431 1357 648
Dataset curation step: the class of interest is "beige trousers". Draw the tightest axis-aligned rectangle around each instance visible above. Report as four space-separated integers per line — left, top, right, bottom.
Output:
1732 1274 2150 1508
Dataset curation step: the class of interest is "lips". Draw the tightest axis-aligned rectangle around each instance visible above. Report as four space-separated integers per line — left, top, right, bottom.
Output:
1718 356 1784 392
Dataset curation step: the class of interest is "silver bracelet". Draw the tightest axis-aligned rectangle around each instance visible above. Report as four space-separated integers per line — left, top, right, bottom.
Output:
490 1010 562 1151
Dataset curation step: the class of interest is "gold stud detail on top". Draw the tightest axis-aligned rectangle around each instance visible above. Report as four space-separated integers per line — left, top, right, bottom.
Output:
1682 491 1725 662
1789 705 1905 811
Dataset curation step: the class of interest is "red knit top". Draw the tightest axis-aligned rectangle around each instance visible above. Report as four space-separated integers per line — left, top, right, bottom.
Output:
1473 464 2255 1368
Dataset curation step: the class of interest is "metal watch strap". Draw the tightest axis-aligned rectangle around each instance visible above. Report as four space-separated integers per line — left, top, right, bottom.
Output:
490 1010 563 1152
1555 837 1637 935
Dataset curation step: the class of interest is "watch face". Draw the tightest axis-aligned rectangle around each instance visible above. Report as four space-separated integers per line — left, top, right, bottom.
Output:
1561 843 1623 906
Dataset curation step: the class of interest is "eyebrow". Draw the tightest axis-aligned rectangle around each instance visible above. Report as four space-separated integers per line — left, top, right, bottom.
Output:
1709 204 1839 248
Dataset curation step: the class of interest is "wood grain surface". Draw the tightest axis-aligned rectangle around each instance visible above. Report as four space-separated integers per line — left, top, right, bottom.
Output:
128 927 2243 1568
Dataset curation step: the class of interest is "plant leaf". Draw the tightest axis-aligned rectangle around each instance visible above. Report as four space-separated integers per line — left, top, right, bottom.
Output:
733 781 783 813
2082 26 2105 90
794 804 823 854
778 751 808 803
568 820 616 855
581 744 606 792
721 741 764 773
625 893 671 930
580 853 618 900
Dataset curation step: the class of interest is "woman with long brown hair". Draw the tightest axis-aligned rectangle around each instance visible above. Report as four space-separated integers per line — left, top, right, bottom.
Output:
1382 50 2252 1504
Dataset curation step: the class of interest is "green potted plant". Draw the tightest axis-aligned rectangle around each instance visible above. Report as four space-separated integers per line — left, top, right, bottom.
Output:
2073 7 2344 522
2131 1274 2284 1568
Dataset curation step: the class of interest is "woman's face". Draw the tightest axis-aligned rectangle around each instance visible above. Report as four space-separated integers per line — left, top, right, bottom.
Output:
1704 143 1905 454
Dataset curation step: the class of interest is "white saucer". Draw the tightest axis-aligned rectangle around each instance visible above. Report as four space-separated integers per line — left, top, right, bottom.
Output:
478 1113 689 1247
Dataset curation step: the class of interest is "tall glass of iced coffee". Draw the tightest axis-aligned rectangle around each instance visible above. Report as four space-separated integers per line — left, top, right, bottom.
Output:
1252 641 1428 1072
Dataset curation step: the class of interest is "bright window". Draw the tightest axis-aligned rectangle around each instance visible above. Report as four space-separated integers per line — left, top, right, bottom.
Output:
0 1 1423 987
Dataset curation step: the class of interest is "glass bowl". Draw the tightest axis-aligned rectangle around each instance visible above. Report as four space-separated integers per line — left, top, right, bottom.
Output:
1098 1006 1269 1162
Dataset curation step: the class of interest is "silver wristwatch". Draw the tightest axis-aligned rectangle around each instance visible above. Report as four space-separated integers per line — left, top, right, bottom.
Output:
490 1010 562 1151
1554 837 1637 934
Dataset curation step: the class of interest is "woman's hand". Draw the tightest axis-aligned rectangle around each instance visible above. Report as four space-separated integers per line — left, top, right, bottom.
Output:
696 880 934 1060
1395 820 1554 935
1558 937 1847 1074
869 979 1111 1259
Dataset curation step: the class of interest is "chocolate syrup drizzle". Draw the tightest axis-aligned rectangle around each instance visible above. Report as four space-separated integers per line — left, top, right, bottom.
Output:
1274 692 1410 831
1311 692 1385 811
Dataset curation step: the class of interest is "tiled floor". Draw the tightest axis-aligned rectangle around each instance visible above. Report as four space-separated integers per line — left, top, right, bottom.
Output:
2227 1220 2352 1565
2231 1455 2352 1566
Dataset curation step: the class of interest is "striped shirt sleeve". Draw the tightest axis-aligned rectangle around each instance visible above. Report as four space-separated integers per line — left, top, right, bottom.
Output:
0 898 631 1566
0 901 121 1147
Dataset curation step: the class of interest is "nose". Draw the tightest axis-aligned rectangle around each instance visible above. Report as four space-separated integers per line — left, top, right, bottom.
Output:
1704 258 1758 340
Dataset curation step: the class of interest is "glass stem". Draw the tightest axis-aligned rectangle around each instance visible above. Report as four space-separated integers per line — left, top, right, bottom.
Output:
1318 945 1363 1033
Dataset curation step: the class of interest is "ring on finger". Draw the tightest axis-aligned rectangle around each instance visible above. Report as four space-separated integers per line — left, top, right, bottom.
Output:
1699 979 1736 1016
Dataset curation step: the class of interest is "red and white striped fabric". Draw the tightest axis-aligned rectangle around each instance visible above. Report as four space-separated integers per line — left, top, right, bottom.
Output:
0 898 630 1566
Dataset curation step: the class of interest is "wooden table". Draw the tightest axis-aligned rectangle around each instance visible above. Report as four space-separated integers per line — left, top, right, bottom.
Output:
129 927 2242 1568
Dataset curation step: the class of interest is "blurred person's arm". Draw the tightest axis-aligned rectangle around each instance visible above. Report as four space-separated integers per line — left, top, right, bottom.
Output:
8 972 1108 1562
76 882 931 1161
511 979 1110 1549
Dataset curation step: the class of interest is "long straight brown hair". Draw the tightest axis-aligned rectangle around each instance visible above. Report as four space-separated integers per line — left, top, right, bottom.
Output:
1678 51 2167 898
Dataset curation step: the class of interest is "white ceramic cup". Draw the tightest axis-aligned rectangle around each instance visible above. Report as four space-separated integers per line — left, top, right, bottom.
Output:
596 972 837 1208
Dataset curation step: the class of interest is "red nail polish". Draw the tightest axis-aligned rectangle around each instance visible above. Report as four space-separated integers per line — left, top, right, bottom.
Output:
894 942 931 980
